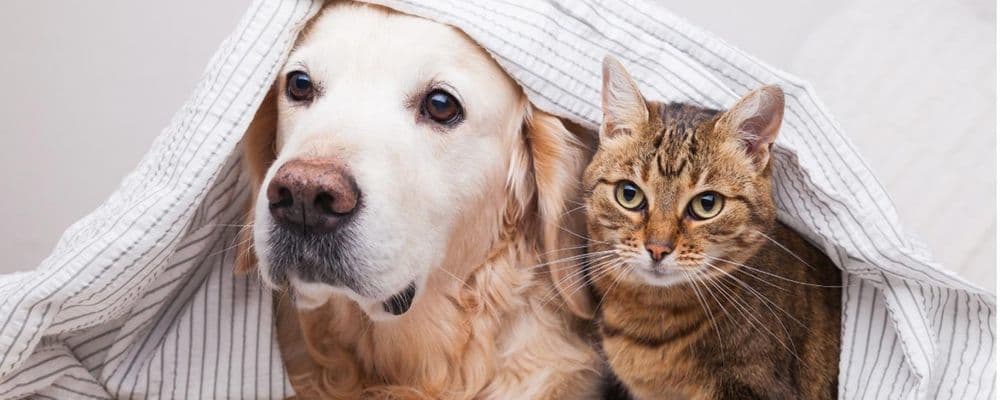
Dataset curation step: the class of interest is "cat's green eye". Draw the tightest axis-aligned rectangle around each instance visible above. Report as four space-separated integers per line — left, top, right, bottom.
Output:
688 191 724 220
615 181 646 210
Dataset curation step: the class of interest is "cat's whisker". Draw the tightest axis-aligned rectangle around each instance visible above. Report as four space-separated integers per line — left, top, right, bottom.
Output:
700 269 804 363
535 256 613 274
713 271 808 337
680 268 724 345
751 229 818 271
540 257 617 307
535 253 618 276
560 204 587 217
558 226 610 245
732 267 789 292
558 267 610 303
541 258 620 307
562 257 623 299
542 260 601 275
595 262 633 311
546 256 617 298
525 250 616 270
695 253 788 292
703 254 842 288
559 226 608 244
691 270 737 329
699 273 779 346
705 262 806 342
566 259 620 294
537 243 594 256
693 271 744 359
564 258 621 297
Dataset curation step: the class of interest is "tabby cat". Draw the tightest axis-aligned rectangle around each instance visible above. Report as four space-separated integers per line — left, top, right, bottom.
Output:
585 56 842 400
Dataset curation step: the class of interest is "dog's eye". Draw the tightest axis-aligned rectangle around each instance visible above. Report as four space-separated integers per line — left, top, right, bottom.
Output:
422 89 463 125
286 71 314 102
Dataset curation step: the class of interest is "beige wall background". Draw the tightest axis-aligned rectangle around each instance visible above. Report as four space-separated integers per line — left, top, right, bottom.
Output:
0 1 995 292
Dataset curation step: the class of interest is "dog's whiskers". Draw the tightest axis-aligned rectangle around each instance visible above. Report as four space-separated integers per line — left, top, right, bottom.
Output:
210 223 255 229
205 231 255 260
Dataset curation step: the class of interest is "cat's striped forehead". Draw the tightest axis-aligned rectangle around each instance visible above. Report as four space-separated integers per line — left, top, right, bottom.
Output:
640 102 721 182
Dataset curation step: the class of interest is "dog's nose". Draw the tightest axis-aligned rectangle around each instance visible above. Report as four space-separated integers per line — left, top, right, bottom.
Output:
267 159 360 233
645 241 674 262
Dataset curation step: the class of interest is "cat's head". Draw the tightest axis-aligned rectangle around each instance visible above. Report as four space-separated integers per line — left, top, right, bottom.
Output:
583 56 785 288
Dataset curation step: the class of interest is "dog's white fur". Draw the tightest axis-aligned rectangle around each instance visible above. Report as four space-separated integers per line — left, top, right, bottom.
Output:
239 3 601 398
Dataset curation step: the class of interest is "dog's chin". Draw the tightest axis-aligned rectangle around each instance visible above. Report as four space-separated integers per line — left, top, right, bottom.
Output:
288 274 420 321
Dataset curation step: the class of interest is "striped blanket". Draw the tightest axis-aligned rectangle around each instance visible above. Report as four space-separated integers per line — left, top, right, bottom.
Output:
0 1 993 399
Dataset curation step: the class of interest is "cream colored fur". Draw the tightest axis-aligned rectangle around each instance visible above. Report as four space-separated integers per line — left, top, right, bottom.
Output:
239 3 601 399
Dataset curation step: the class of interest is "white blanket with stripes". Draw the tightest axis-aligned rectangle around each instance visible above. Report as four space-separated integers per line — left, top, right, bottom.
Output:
0 1 993 399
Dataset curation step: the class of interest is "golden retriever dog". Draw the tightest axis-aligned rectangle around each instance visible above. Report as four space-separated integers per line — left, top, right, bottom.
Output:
237 2 602 399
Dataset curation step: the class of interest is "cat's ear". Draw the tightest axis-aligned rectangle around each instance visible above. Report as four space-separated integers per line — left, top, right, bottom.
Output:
719 85 785 171
601 55 648 141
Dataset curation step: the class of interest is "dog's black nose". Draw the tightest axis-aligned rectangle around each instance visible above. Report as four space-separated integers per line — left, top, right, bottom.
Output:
267 158 360 234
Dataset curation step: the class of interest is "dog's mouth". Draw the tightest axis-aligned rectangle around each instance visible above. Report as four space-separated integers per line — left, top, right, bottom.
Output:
264 213 422 318
381 281 417 316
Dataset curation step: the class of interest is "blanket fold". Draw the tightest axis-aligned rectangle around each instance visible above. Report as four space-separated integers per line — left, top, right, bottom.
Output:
0 1 993 399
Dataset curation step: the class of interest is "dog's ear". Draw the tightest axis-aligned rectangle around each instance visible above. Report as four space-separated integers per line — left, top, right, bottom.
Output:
234 87 278 274
522 108 595 319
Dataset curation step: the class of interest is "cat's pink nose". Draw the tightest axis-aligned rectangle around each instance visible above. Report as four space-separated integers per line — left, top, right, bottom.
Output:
645 242 674 262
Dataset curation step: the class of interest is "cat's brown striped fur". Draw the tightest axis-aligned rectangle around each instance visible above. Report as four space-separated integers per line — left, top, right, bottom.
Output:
585 57 842 400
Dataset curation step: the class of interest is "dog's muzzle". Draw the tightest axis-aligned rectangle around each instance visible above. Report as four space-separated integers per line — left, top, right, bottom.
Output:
263 157 373 293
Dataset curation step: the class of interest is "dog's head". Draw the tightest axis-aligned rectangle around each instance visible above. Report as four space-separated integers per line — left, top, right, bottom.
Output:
238 3 593 321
